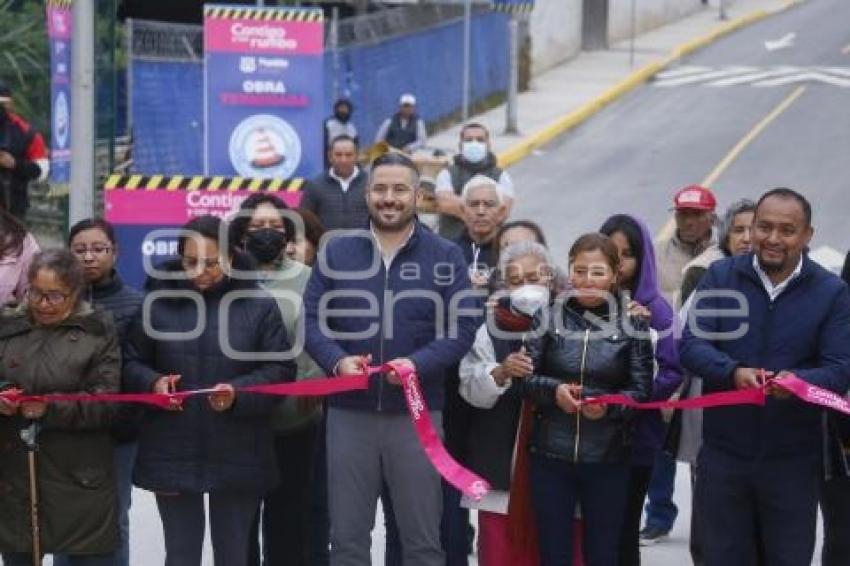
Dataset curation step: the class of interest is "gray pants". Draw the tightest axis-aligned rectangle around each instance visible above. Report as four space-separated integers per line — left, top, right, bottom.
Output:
327 407 444 566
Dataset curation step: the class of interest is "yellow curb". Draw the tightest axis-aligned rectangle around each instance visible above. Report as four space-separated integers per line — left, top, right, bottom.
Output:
497 0 807 171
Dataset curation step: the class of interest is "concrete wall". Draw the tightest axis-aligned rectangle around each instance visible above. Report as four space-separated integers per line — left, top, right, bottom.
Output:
529 0 583 76
608 0 704 44
529 0 705 76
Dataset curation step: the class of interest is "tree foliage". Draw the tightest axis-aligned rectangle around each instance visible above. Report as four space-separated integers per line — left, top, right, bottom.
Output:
0 0 50 134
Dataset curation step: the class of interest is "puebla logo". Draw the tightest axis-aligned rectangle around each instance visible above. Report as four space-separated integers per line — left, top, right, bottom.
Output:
228 114 301 179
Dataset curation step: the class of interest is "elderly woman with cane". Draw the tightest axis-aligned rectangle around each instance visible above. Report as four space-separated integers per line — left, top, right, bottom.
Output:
0 249 121 565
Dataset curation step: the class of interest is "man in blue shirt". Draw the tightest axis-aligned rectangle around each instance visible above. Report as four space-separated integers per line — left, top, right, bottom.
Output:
681 188 850 566
304 152 479 566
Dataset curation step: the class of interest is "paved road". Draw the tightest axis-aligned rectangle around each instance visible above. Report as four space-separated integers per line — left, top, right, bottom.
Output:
510 0 850 267
101 2 846 565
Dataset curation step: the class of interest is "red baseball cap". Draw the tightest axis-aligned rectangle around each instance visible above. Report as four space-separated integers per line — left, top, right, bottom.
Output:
673 185 717 211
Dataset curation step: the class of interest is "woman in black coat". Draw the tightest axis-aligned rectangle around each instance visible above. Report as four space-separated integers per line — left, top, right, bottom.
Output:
124 215 295 566
521 233 653 566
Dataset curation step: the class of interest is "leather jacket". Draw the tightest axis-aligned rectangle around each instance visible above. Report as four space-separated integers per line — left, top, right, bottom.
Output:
521 299 654 463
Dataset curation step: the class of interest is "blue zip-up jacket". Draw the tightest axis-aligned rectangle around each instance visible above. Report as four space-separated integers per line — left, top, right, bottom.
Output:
680 253 850 460
304 221 480 413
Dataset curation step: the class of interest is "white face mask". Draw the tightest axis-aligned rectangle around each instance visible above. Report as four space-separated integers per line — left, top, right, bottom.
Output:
461 140 487 164
510 284 550 317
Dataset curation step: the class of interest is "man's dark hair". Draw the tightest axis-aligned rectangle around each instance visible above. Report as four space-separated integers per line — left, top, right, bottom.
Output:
329 134 359 151
68 218 117 246
229 193 293 246
178 215 231 256
756 187 812 226
460 122 489 139
370 151 420 187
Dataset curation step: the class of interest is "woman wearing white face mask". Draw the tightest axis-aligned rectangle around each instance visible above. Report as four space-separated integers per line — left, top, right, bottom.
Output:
458 241 555 566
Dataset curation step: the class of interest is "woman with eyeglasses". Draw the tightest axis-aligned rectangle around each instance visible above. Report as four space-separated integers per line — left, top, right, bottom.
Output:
124 215 295 566
0 207 39 307
0 249 121 565
50 219 143 566
521 233 654 566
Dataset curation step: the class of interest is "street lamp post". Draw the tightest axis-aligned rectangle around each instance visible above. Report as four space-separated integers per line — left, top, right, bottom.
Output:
69 0 96 224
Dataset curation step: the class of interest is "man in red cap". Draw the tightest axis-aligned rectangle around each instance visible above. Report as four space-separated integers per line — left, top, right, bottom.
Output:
641 185 717 546
655 185 718 308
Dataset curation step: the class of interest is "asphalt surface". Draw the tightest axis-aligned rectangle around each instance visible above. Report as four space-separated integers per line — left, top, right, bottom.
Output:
510 0 850 265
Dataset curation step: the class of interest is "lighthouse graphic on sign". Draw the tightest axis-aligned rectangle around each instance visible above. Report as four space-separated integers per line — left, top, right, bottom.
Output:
250 129 285 169
228 114 302 179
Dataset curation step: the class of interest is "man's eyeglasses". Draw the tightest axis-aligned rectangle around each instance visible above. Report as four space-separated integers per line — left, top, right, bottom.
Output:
71 244 112 257
27 289 71 306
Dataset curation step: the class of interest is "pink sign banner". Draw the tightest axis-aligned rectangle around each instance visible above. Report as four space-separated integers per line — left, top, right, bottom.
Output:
204 17 323 55
105 188 302 225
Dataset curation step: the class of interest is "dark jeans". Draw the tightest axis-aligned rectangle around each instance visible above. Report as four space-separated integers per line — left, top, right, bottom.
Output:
248 421 321 566
695 446 819 566
619 464 653 566
530 455 630 566
821 474 850 566
690 465 767 566
155 491 260 566
312 411 330 566
643 451 678 532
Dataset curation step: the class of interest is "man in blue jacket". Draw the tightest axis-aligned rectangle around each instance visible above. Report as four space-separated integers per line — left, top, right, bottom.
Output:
304 152 479 566
680 187 850 566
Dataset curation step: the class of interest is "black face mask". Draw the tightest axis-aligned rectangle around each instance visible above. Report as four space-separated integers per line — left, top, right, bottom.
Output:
334 109 350 123
245 228 287 265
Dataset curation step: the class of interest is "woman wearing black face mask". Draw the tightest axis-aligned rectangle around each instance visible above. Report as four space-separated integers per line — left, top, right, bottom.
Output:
230 194 326 566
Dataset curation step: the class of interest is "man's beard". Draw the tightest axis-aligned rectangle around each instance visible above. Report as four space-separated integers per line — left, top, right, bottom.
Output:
370 205 415 232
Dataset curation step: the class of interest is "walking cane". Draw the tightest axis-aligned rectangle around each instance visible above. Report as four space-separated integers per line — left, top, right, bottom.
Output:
20 421 40 566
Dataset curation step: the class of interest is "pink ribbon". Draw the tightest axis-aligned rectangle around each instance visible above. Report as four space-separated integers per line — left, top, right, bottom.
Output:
384 361 491 501
586 373 850 416
589 388 766 410
0 374 370 409
0 366 491 500
6 369 842 502
771 374 850 415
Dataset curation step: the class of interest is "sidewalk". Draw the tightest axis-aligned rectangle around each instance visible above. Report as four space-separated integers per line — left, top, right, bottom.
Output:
427 0 800 167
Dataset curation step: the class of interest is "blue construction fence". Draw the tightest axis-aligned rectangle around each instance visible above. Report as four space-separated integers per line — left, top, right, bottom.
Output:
130 11 509 176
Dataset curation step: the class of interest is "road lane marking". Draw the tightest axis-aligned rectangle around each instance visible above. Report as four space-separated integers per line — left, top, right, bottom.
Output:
702 85 806 187
708 66 799 87
653 65 713 80
655 85 807 242
754 71 850 88
653 66 850 87
654 66 758 87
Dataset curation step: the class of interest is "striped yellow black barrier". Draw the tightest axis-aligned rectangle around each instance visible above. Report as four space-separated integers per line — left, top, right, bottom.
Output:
104 175 304 193
203 6 323 23
47 0 73 9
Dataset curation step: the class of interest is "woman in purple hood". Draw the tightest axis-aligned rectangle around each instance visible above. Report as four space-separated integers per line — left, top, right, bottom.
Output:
599 214 683 566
